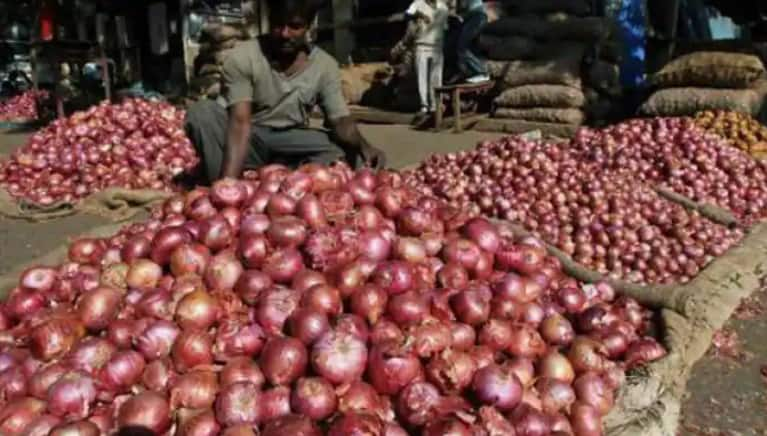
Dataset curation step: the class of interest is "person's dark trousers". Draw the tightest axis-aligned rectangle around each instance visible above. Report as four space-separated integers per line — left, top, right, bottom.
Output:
456 9 488 78
185 100 345 183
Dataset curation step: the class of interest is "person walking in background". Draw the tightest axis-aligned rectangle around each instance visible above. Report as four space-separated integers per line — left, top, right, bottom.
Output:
406 0 449 126
450 0 489 84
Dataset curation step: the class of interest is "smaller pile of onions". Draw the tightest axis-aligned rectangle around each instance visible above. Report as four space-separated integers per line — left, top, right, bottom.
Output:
0 98 198 205
0 90 48 122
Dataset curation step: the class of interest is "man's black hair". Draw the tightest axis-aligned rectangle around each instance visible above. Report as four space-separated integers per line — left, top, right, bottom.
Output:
268 0 323 24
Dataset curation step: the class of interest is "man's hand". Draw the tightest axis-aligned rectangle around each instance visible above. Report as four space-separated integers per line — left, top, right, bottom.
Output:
329 116 387 170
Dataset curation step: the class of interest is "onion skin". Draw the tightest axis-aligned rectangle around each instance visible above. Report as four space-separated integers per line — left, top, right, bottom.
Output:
472 364 523 411
290 377 338 420
117 391 171 434
170 370 220 409
259 337 308 386
215 382 261 427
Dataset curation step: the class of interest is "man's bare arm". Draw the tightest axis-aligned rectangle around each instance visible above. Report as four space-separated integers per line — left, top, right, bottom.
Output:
221 102 252 179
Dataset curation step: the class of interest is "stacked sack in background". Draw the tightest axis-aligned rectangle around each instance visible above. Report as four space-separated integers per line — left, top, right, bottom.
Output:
479 0 619 132
640 51 767 117
189 23 251 101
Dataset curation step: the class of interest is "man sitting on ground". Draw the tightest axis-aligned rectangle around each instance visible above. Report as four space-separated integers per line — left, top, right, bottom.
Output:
185 0 386 182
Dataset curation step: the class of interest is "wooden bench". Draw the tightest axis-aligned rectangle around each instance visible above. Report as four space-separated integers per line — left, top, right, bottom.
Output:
434 81 495 133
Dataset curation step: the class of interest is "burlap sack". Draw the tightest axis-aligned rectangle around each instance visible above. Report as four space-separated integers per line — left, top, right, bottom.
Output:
341 63 391 105
487 48 584 88
0 188 171 222
493 107 585 125
504 0 591 16
640 87 763 116
652 51 766 89
484 15 611 42
495 84 586 108
474 118 580 138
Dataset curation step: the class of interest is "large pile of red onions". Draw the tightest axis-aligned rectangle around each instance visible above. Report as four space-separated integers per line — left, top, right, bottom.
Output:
0 163 666 435
0 90 48 122
0 98 198 205
405 133 744 284
572 117 767 224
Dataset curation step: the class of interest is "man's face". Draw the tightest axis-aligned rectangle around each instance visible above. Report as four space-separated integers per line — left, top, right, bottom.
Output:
269 15 310 55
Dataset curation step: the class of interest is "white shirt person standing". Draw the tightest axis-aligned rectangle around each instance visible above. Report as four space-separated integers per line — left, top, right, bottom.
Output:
406 0 449 122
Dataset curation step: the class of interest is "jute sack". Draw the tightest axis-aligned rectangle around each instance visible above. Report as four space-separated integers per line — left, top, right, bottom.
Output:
652 51 766 89
495 84 586 108
479 35 537 60
483 15 611 42
493 107 585 125
341 63 391 105
504 0 591 16
487 48 584 88
639 87 763 116
0 188 171 223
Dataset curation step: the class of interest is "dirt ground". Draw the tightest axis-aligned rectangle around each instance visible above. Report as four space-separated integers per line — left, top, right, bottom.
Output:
1 124 766 434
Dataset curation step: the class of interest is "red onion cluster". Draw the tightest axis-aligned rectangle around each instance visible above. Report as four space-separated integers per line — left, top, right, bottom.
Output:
405 132 743 284
0 90 48 122
572 117 767 224
0 98 198 205
0 163 666 435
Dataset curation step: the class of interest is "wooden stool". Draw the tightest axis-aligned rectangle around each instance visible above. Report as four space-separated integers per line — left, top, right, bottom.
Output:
434 81 495 133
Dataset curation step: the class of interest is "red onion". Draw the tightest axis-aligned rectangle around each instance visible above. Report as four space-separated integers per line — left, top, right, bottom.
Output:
212 178 248 208
396 381 441 427
151 226 192 265
215 382 261 427
625 338 667 369
98 350 146 394
311 330 368 384
537 377 576 414
297 194 329 229
568 337 608 373
479 319 514 352
20 415 62 436
426 349 477 394
288 308 331 345
291 377 338 420
170 243 211 276
47 371 97 419
449 323 476 350
450 289 490 325
220 357 265 388
117 391 171 434
423 418 473 436
170 370 219 409
539 350 576 383
263 248 305 284
442 239 482 270
172 330 214 373
5 289 46 320
387 291 430 326
214 318 265 361
234 270 272 305
0 397 48 434
260 386 292 423
204 250 244 291
437 263 470 290
48 420 100 436
328 412 384 436
68 239 105 265
540 314 575 346
513 405 551 436
260 337 308 386
0 367 28 402
463 218 501 253
135 320 180 360
301 284 343 316
178 410 221 436
368 340 422 395
31 316 86 362
472 364 523 411
142 359 175 393
570 402 603 436
126 259 163 290
261 414 322 436
19 266 58 293
175 290 220 331
256 287 300 335
374 261 415 295
68 337 116 374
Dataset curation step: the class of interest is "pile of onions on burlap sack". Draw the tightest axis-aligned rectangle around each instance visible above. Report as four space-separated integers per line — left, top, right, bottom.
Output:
571 117 767 225
0 164 666 435
0 90 48 122
405 135 743 284
694 110 767 160
0 98 198 206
